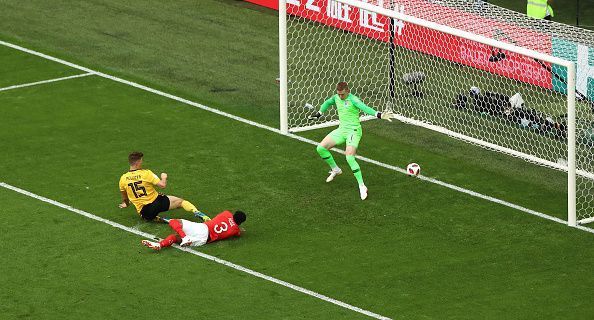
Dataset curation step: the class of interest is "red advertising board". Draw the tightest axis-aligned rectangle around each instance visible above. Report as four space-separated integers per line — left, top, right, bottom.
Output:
252 0 552 89
245 0 278 9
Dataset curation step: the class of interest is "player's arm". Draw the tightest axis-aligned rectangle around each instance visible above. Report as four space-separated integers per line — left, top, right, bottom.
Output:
155 172 167 188
352 96 396 122
119 190 130 208
145 169 168 189
118 178 130 208
310 97 335 119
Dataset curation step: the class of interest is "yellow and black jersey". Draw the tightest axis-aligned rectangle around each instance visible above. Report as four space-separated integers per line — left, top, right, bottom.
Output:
118 169 161 213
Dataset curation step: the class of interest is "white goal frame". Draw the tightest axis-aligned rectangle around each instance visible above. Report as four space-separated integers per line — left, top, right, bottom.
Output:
278 0 578 226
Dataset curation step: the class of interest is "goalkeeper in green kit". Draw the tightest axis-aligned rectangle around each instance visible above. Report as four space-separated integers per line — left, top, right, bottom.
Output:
310 82 396 200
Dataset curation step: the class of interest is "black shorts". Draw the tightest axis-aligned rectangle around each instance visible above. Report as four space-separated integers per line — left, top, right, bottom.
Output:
140 194 170 221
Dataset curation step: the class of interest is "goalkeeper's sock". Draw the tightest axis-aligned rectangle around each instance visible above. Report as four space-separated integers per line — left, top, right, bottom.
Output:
316 145 338 169
346 155 364 185
181 200 198 213
168 219 187 238
159 234 180 248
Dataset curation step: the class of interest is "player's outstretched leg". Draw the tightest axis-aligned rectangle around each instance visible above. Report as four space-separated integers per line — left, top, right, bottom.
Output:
345 153 367 200
181 199 198 212
141 239 162 250
161 234 181 248
168 219 187 238
167 196 211 221
168 219 193 246
317 145 339 169
193 210 211 222
142 234 180 251
183 200 211 221
316 136 341 182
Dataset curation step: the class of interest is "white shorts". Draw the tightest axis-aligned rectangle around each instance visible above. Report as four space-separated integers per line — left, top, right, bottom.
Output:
180 219 209 247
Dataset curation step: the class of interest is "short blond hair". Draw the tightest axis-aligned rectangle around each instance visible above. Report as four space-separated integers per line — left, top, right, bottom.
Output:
336 82 349 91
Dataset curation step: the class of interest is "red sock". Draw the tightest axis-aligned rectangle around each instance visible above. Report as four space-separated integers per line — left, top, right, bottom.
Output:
159 234 180 248
168 219 187 238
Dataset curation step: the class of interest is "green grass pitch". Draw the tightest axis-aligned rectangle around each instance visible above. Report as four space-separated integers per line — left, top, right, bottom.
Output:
1 1 594 319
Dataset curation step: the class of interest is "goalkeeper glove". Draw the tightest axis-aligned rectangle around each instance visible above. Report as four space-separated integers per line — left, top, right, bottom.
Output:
376 110 396 122
309 111 323 120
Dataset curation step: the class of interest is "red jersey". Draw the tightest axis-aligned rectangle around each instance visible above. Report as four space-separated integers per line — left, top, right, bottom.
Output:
204 211 241 243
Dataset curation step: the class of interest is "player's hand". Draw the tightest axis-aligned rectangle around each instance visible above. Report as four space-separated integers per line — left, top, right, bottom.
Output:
160 172 168 180
377 110 397 122
118 202 128 208
308 111 322 120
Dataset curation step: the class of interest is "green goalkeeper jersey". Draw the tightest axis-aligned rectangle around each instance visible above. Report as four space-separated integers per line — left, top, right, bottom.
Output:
319 93 377 130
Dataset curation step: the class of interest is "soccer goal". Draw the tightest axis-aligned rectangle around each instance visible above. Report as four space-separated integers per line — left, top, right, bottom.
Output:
279 0 594 227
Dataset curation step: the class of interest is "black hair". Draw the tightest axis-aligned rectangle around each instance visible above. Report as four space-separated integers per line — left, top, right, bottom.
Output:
233 211 247 225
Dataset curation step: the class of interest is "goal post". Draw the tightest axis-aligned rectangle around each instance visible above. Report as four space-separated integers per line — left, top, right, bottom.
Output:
568 61 577 227
278 0 592 226
279 0 288 134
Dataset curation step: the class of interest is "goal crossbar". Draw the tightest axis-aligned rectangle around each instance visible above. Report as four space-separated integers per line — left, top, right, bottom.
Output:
336 0 572 66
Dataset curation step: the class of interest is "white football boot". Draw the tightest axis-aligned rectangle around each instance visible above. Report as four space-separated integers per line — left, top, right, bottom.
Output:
141 240 161 251
325 167 343 182
359 184 368 200
180 236 193 247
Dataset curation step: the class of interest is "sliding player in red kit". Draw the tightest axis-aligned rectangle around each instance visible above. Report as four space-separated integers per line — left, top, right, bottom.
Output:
141 210 246 250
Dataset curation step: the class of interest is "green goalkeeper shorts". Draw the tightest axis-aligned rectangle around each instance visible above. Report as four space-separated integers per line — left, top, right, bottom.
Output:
328 127 363 149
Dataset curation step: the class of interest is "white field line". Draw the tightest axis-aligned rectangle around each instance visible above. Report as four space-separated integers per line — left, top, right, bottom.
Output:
0 40 593 233
0 182 391 320
0 72 94 92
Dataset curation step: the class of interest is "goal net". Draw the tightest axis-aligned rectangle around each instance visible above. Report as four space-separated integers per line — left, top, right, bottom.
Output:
279 0 594 226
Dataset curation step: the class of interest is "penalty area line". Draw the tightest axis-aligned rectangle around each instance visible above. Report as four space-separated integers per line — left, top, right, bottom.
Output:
0 72 94 92
1 40 593 234
0 182 392 320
